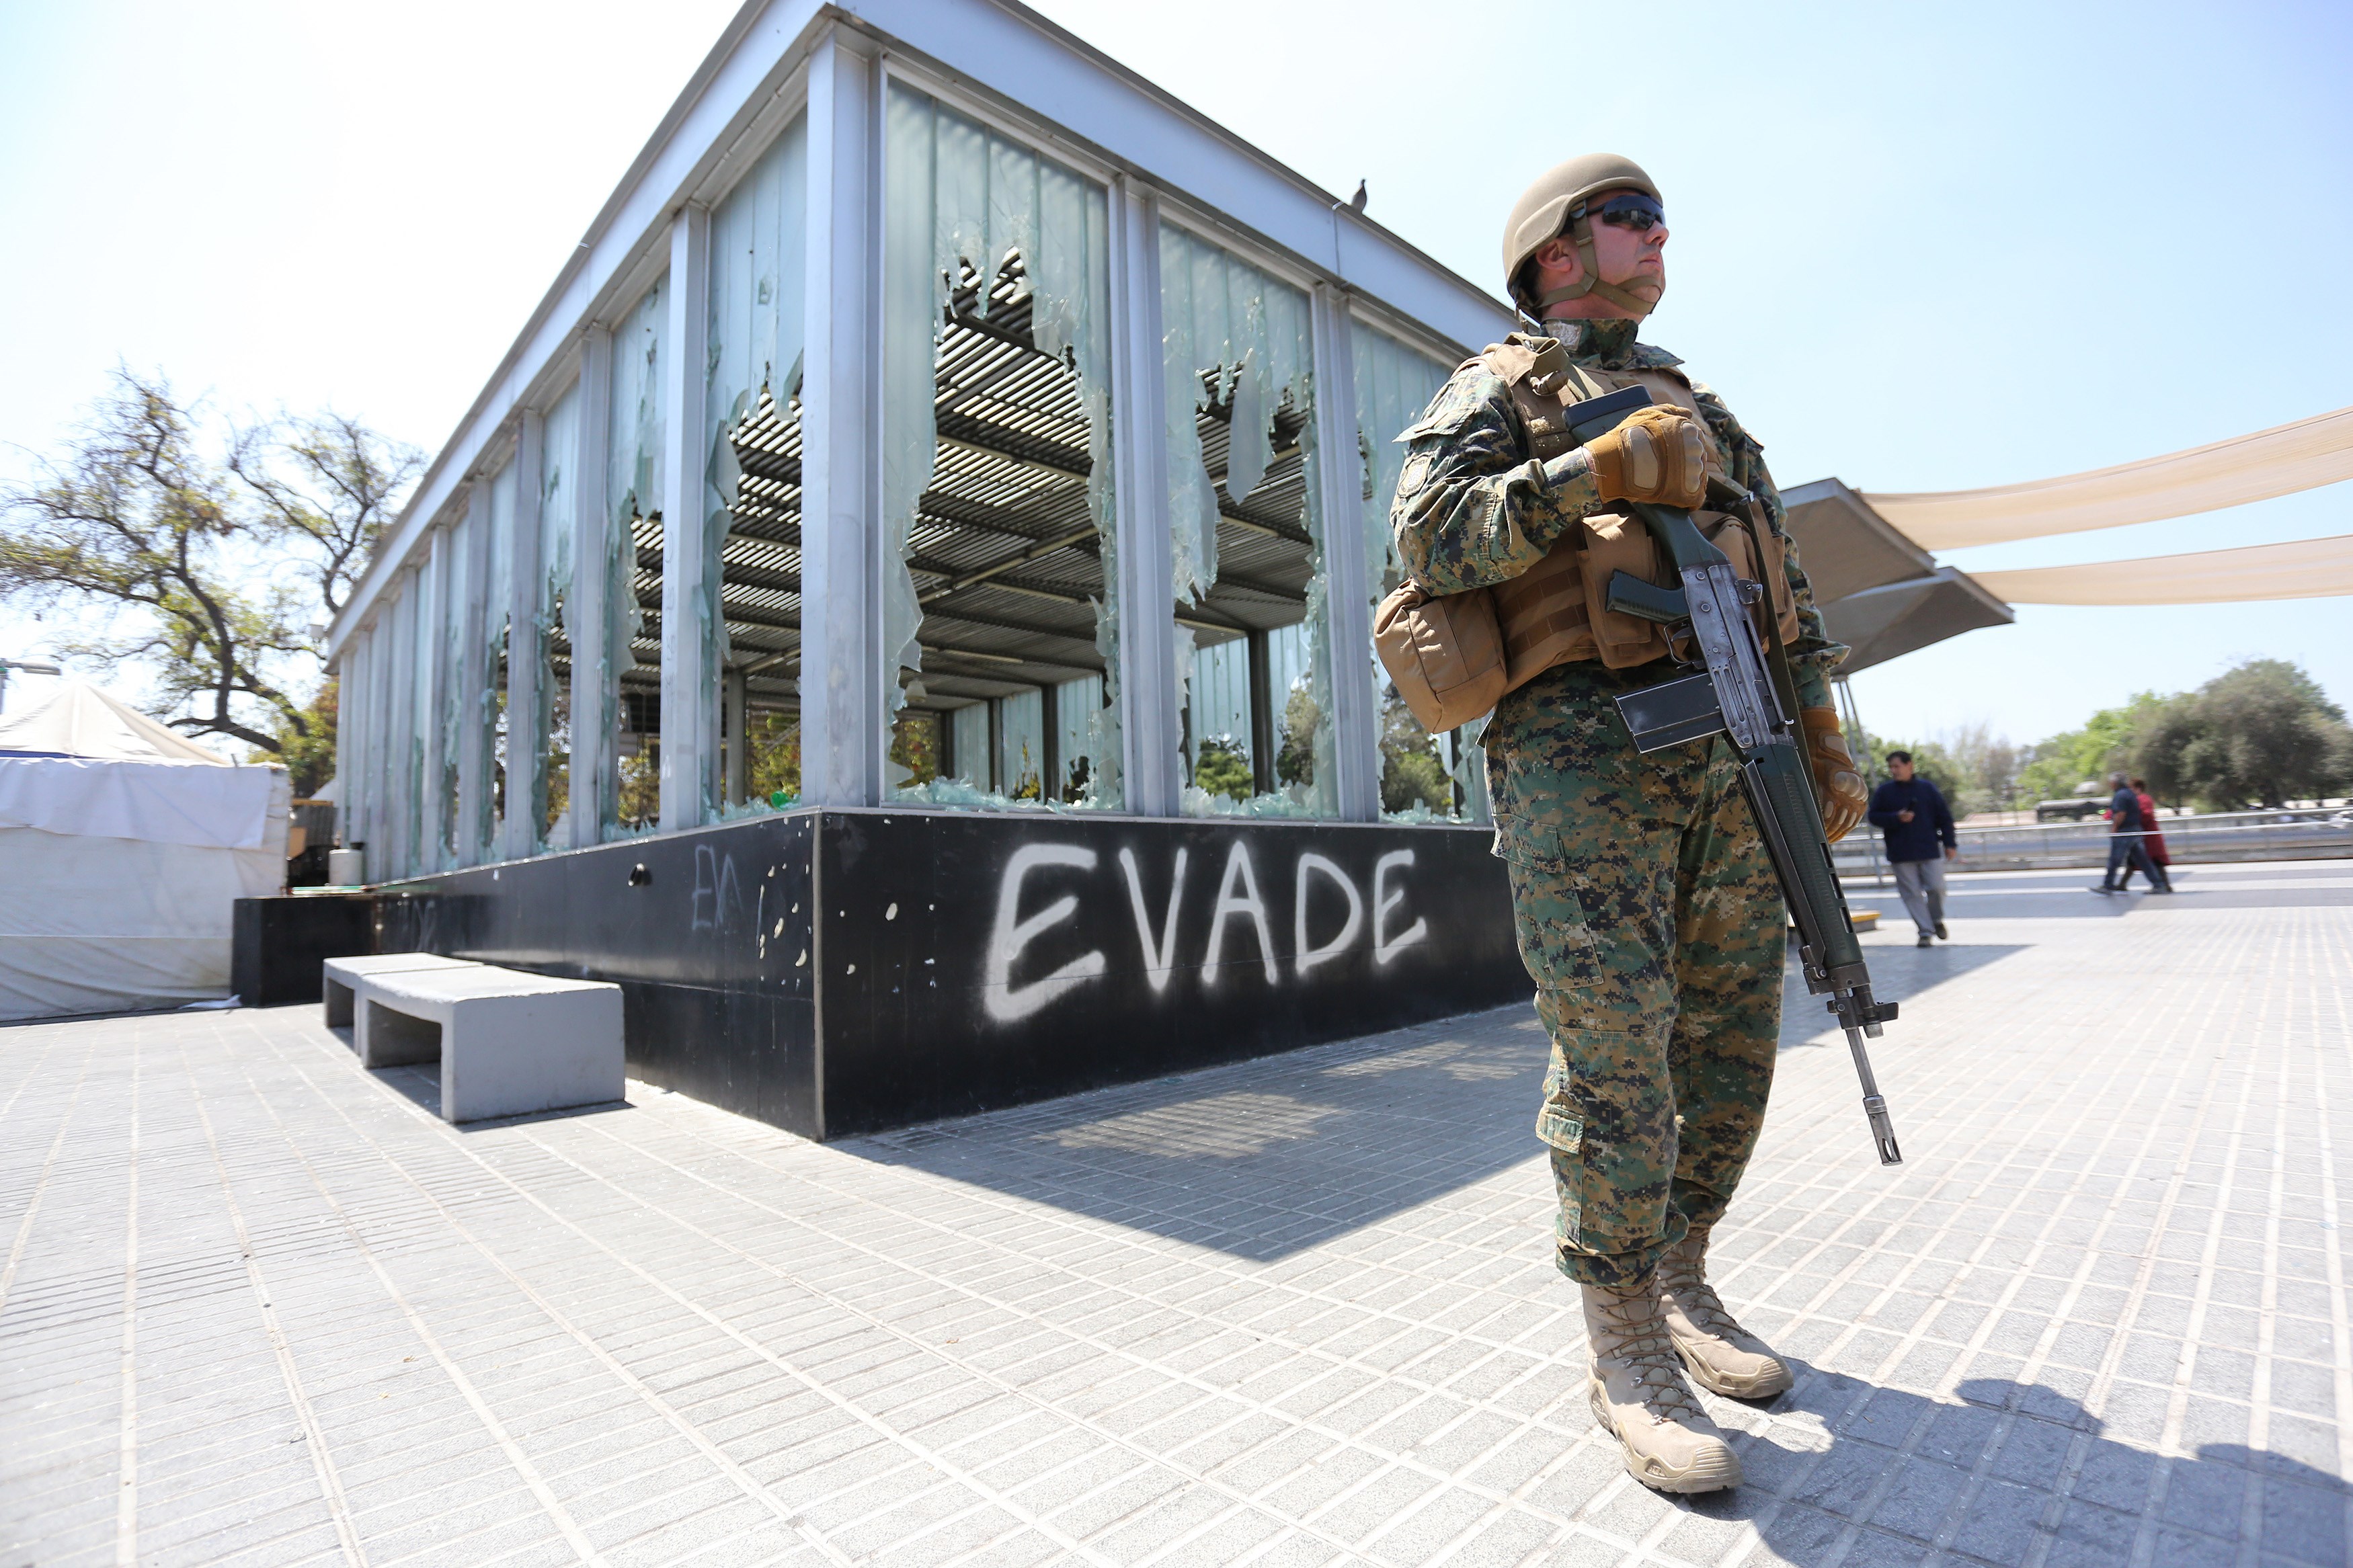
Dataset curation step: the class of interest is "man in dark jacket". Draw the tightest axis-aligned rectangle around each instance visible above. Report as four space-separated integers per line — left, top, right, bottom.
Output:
2092 771 2173 894
1866 751 1958 946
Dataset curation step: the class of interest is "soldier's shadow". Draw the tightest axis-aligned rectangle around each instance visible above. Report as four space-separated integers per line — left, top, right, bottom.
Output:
1776 940 2024 1053
1684 1370 2346 1566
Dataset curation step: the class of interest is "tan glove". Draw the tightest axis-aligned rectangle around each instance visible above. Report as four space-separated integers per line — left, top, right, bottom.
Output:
1801 708 1868 842
1583 406 1708 509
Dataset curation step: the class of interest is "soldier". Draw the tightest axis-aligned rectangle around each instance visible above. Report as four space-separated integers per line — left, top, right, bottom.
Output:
1390 155 1866 1493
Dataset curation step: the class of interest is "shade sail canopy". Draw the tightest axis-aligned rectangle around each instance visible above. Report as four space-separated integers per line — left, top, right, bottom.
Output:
1780 478 1940 600
1776 477 2015 673
1860 405 2353 550
0 679 231 763
1817 569 2016 675
1970 532 2353 606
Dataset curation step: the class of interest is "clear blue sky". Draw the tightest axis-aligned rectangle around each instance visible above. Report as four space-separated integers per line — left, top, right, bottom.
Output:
3 0 2348 747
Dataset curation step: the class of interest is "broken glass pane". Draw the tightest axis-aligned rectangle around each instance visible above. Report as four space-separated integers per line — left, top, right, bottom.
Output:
348 621 381 869
606 276 666 837
368 620 390 860
1158 224 1333 817
475 459 514 860
388 566 421 879
1353 323 1486 822
705 113 807 818
883 85 1119 812
531 381 578 849
440 496 471 865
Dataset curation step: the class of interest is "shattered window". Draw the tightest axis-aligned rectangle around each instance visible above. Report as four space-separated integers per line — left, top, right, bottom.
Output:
529 381 578 850
420 541 452 871
474 457 515 860
1353 323 1488 822
440 509 471 866
605 276 667 837
390 567 421 877
347 622 381 866
428 544 454 868
706 114 807 817
882 85 1119 811
371 618 392 858
1158 224 1333 817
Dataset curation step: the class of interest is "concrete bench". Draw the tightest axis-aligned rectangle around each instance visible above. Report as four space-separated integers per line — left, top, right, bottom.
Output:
354 965 624 1123
324 953 481 1031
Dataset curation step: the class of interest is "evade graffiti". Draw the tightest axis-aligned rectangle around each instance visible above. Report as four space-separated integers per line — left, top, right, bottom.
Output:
982 839 1431 1024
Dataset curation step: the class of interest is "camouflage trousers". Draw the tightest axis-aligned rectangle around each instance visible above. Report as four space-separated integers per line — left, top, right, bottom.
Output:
1487 661 1784 1289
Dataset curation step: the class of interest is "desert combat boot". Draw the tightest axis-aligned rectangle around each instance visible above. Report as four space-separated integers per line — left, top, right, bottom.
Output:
1658 1229 1794 1399
1581 1275 1743 1492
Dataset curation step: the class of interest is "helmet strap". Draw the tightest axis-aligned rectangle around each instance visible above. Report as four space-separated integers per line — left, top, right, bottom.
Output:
1531 214 1663 319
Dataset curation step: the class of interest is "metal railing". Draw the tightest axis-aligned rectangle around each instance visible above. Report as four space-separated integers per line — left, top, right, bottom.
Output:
1835 808 2353 875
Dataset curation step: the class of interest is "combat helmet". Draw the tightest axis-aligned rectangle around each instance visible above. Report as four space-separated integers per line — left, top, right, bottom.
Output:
1502 153 1663 319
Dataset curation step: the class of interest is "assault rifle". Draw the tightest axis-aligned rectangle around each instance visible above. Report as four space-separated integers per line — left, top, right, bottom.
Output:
1561 385 1903 1165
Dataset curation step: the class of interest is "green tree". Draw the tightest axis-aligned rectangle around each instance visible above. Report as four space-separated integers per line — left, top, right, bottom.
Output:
2013 691 2176 805
229 409 421 616
266 679 340 796
2129 697 2202 809
746 713 799 804
1940 721 2026 813
1275 683 1319 788
0 370 416 758
889 707 939 786
2151 659 2352 809
1378 686 1450 813
2005 660 2352 814
1193 735 1252 802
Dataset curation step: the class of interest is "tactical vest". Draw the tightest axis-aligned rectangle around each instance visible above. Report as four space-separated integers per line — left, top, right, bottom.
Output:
1478 333 1800 690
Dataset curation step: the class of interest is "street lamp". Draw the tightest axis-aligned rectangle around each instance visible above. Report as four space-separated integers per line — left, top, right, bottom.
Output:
0 658 62 714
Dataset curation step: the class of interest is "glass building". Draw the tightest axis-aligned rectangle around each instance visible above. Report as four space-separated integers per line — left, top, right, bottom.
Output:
327 1 1512 882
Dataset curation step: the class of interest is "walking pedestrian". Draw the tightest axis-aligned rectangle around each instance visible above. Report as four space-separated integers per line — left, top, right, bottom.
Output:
1865 751 1958 946
2091 771 2171 893
2117 778 2171 889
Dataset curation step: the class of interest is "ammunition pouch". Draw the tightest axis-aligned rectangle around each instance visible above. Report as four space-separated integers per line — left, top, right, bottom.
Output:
1373 579 1509 735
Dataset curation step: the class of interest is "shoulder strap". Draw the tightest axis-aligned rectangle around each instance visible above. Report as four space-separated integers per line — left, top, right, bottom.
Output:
1735 504 1810 727
1482 335 1620 461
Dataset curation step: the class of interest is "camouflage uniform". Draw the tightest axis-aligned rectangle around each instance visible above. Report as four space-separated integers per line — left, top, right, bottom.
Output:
1391 317 1845 1288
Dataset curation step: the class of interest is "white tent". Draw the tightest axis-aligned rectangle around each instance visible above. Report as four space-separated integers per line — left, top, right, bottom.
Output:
0 682 290 1020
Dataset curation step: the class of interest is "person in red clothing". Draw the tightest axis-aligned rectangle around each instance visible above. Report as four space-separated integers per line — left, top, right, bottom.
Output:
2118 777 2170 889
2093 772 2171 894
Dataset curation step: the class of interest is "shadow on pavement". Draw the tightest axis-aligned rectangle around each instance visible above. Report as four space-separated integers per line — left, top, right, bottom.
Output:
846 1006 1555 1262
1695 1372 2346 1567
369 1060 631 1130
848 928 2030 1262
1778 941 2026 1053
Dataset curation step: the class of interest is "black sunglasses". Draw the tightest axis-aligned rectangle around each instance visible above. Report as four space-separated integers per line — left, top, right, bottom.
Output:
1579 192 1665 231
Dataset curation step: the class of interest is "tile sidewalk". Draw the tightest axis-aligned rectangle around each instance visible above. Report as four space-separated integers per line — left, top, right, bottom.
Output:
2 860 2348 1567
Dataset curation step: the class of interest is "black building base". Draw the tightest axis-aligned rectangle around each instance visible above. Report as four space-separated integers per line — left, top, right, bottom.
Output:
374 807 1525 1140
231 894 378 1006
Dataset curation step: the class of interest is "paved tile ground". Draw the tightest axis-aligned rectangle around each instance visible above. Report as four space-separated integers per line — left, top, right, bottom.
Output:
3 860 2349 1568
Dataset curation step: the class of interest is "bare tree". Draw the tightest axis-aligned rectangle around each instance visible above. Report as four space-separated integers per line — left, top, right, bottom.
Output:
229 410 421 617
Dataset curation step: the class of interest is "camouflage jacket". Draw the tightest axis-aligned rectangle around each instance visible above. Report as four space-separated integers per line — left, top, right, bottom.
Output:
1388 317 1846 700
